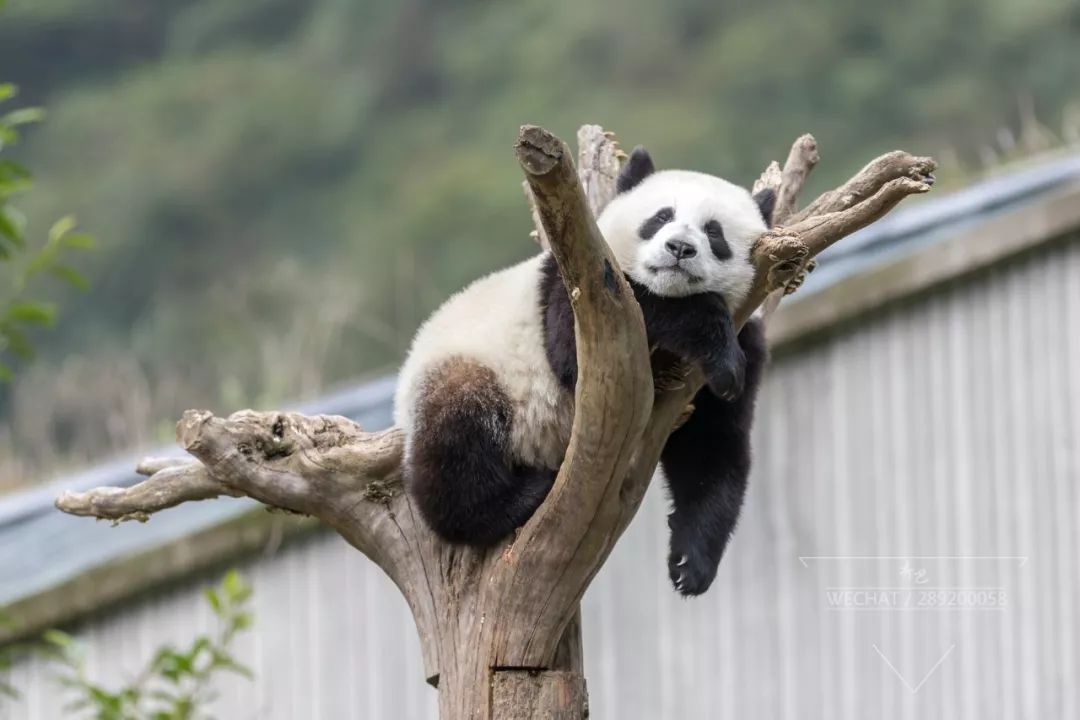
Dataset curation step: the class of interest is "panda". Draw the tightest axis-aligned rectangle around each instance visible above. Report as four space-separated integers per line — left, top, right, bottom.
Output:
394 147 773 596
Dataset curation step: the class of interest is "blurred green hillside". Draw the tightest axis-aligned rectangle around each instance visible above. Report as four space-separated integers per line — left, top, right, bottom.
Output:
1 0 1078 487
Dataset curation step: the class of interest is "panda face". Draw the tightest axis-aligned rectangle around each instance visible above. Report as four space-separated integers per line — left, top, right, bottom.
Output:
597 162 769 306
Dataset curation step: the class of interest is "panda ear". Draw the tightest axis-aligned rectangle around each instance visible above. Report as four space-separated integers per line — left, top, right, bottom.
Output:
616 146 656 194
753 187 777 227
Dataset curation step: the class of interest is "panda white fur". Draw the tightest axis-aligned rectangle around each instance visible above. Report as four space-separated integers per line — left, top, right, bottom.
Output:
394 147 774 596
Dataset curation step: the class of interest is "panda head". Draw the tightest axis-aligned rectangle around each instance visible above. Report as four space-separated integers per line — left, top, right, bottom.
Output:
597 147 775 306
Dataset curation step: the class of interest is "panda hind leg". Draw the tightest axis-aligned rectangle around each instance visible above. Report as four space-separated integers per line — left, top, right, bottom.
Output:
405 357 556 546
660 318 768 596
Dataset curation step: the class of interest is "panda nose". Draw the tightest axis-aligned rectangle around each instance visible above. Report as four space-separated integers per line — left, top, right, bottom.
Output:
665 239 697 260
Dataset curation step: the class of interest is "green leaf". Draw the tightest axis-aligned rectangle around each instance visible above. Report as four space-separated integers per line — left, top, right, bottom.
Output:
0 159 31 183
0 84 15 102
42 629 74 648
203 587 222 614
148 644 176 670
5 301 57 326
0 107 45 127
60 232 96 250
212 652 253 680
49 264 90 291
48 215 77 244
1 324 34 360
187 636 211 662
87 684 123 711
0 124 17 151
0 215 15 244
0 363 11 382
222 570 250 604
0 206 26 247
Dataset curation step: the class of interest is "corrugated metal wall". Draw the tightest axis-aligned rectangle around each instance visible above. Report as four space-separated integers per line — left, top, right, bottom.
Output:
4 235 1078 719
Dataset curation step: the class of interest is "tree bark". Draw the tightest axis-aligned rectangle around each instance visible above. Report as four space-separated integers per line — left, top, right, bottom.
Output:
55 124 934 719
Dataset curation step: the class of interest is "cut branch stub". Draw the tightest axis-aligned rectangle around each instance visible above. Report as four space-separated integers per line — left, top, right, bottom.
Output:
773 133 820 225
575 124 623 216
750 133 821 316
522 124 624 249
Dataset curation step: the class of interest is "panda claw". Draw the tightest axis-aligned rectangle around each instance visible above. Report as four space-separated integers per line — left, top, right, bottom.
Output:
669 544 720 596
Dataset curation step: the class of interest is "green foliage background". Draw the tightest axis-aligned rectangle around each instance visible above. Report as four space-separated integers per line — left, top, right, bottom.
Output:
0 80 95 381
1 570 253 719
1 0 1078 486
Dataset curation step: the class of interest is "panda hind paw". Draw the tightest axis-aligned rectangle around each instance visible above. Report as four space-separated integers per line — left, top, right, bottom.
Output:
668 544 719 597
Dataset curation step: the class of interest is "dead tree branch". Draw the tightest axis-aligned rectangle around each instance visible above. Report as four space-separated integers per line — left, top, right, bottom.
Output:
56 459 234 522
55 125 934 720
790 148 936 223
735 156 935 327
751 133 822 317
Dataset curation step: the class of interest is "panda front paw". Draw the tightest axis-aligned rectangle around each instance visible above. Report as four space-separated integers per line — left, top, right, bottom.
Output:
704 347 746 401
668 541 720 597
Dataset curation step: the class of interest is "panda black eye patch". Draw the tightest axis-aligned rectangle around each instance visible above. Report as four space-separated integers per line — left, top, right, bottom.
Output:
703 220 731 260
638 207 675 240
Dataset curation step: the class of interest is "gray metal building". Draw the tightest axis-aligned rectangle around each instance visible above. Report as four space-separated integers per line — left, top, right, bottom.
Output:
3 153 1080 719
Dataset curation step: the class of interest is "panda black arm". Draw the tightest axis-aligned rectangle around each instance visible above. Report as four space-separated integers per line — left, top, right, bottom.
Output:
541 256 748 398
661 317 767 596
628 281 747 399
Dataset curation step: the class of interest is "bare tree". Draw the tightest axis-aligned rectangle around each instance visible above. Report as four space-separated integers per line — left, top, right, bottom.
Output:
56 124 935 719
